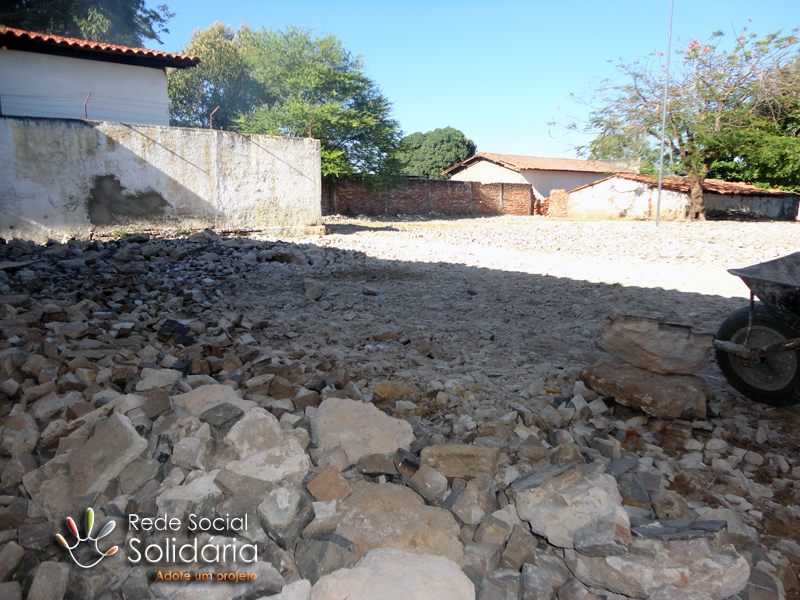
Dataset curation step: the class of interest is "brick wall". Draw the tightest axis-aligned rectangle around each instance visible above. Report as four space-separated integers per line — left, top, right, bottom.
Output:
322 178 537 217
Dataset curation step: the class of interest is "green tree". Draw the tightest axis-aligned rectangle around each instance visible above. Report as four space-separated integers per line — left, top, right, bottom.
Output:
0 0 173 47
396 127 476 179
234 25 402 179
167 23 263 130
708 56 800 190
568 26 800 219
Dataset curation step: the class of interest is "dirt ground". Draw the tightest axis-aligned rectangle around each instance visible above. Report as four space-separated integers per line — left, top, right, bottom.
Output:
233 215 800 591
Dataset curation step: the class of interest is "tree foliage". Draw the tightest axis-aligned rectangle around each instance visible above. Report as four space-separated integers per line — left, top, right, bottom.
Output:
234 25 402 179
568 26 800 219
0 0 174 47
167 23 263 130
396 127 476 179
708 56 800 191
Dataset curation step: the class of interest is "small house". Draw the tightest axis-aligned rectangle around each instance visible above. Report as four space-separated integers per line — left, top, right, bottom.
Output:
443 152 629 200
557 173 800 221
0 26 198 126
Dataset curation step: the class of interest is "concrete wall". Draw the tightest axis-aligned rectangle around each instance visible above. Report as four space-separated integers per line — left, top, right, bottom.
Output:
705 193 799 221
448 160 612 199
564 176 798 221
0 117 322 242
322 178 536 217
0 49 170 126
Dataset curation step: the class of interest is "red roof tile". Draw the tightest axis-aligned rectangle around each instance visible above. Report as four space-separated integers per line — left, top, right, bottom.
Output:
0 26 199 69
443 152 625 175
570 172 800 197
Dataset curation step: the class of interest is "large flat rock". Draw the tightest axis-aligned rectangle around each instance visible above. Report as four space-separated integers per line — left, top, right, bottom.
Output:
420 444 499 480
600 315 713 374
581 361 707 419
172 384 256 417
223 407 284 459
310 548 474 600
226 438 309 487
565 535 750 600
334 481 463 564
311 398 414 465
515 467 622 549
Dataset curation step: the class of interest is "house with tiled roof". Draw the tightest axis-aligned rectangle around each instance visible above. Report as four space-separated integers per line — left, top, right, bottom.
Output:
0 26 199 125
557 173 800 221
443 152 632 200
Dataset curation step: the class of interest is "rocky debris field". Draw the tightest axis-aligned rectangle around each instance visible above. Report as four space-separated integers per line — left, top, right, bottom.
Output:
0 216 798 600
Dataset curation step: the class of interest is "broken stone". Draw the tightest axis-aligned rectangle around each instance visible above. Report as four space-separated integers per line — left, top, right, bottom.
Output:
420 444 500 479
515 467 622 549
519 563 554 600
407 464 447 504
599 315 713 374
573 507 632 557
306 466 351 502
0 411 39 455
474 513 512 546
581 361 706 419
27 561 70 600
226 438 310 486
258 484 314 550
310 548 473 600
565 536 750 600
199 402 244 438
295 533 355 584
311 398 415 465
134 367 181 391
223 407 283 460
651 489 691 520
0 541 25 581
334 481 463 563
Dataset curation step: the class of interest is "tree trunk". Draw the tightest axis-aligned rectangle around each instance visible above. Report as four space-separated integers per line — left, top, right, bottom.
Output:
687 173 706 221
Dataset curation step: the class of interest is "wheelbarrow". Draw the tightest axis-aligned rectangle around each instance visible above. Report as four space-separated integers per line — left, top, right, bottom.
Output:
714 252 800 406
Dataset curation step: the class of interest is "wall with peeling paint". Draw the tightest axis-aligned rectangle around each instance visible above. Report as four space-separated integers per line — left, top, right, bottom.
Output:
0 117 322 241
564 176 799 221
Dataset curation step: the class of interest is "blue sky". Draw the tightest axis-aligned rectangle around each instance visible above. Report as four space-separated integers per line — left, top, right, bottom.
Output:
155 0 799 158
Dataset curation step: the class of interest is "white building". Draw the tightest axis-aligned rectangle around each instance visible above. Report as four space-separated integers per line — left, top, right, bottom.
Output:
560 173 800 221
443 152 628 200
0 26 198 126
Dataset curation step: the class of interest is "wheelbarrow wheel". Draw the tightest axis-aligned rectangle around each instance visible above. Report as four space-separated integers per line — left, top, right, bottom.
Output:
716 305 800 406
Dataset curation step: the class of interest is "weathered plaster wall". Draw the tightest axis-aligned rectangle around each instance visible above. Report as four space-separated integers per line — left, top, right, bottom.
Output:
0 49 170 125
0 117 322 241
564 176 798 221
564 177 685 220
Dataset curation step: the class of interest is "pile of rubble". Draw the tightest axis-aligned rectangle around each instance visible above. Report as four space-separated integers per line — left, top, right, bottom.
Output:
0 232 798 600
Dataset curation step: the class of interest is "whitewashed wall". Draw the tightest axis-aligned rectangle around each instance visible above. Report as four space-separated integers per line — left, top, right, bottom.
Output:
0 117 322 242
0 49 171 126
564 176 798 220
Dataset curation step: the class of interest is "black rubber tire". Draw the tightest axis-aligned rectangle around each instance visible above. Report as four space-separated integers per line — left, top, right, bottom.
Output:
716 304 800 406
